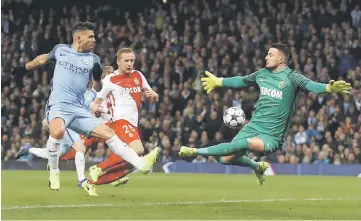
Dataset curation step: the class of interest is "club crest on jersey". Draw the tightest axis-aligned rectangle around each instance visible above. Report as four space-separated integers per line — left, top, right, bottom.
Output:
82 58 90 65
134 78 139 85
279 80 285 89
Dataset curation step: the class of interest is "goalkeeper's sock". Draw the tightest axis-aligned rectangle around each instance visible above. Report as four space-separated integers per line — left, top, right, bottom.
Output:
97 152 124 170
219 156 258 171
60 148 76 161
196 139 249 156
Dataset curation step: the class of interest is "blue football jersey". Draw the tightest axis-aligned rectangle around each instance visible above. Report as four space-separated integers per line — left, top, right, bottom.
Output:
47 44 100 107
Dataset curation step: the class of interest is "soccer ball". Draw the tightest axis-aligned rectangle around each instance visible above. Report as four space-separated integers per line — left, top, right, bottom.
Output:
223 107 246 129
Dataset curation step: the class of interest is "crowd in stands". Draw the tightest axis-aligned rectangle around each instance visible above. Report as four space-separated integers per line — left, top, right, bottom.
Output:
2 0 361 164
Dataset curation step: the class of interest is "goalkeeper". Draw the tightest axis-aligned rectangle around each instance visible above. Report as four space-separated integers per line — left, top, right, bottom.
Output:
179 43 351 185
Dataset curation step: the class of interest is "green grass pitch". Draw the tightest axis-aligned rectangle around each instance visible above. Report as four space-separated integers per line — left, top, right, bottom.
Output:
1 170 360 220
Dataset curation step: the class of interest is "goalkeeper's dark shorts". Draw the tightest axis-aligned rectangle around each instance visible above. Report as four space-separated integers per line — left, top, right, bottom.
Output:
232 125 282 158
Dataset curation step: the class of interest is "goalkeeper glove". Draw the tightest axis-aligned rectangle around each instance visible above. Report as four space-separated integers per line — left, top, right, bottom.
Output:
92 63 102 81
201 71 223 94
325 80 352 94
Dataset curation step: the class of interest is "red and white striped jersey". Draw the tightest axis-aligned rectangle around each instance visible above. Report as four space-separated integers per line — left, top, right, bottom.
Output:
97 70 151 127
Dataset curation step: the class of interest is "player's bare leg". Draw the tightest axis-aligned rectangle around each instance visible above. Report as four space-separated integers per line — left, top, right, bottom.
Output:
46 118 66 191
179 137 268 185
90 124 160 175
89 140 145 183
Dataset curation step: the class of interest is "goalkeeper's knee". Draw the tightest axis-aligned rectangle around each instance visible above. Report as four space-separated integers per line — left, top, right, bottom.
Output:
219 156 232 165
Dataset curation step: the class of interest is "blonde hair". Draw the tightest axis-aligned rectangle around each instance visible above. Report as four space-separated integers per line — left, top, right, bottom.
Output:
117 48 134 59
101 66 114 79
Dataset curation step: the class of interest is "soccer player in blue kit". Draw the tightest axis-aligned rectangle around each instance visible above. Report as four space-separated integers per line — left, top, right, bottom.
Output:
15 84 100 196
11 22 160 191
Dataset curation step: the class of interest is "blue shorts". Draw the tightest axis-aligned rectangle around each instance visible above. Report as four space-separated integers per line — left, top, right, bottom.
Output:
60 128 82 154
46 102 103 137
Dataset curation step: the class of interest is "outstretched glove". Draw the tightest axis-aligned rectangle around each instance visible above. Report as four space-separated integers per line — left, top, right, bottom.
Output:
92 63 102 81
325 80 352 94
201 71 223 94
11 65 28 77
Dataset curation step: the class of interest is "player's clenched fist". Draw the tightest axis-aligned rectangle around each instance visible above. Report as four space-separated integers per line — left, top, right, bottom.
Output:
90 101 103 117
326 80 352 94
201 71 223 94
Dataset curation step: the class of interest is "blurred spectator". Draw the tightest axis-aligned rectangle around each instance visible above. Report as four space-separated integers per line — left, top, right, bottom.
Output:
192 155 206 163
294 126 308 145
350 5 361 27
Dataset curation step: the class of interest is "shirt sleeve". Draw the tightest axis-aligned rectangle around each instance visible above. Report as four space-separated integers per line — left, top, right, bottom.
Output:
288 71 311 91
139 71 152 91
47 44 65 62
96 76 113 100
288 71 327 93
222 71 259 88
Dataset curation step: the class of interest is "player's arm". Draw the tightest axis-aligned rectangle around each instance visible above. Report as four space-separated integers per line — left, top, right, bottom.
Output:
11 44 63 77
201 71 258 94
25 54 49 71
221 72 258 88
140 72 159 102
289 72 352 94
91 55 103 92
91 76 112 114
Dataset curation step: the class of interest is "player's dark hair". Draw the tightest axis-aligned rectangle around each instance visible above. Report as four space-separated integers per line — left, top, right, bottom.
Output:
72 21 95 35
272 43 290 62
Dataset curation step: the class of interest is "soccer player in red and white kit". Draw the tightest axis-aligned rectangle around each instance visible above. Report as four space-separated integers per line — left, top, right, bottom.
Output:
89 48 159 185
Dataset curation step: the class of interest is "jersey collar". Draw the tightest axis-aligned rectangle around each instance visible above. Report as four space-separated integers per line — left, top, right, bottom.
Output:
272 66 289 74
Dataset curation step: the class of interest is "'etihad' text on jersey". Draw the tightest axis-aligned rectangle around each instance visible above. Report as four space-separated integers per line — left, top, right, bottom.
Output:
58 61 89 75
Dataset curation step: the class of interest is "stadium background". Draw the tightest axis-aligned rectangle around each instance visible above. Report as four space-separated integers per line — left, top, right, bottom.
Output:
1 0 361 165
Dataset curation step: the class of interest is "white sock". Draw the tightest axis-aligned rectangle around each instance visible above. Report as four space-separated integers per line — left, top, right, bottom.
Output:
106 135 144 170
29 148 49 159
75 152 86 182
46 136 61 171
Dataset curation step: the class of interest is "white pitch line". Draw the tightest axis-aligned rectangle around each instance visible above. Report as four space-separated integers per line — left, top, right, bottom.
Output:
2 197 360 211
